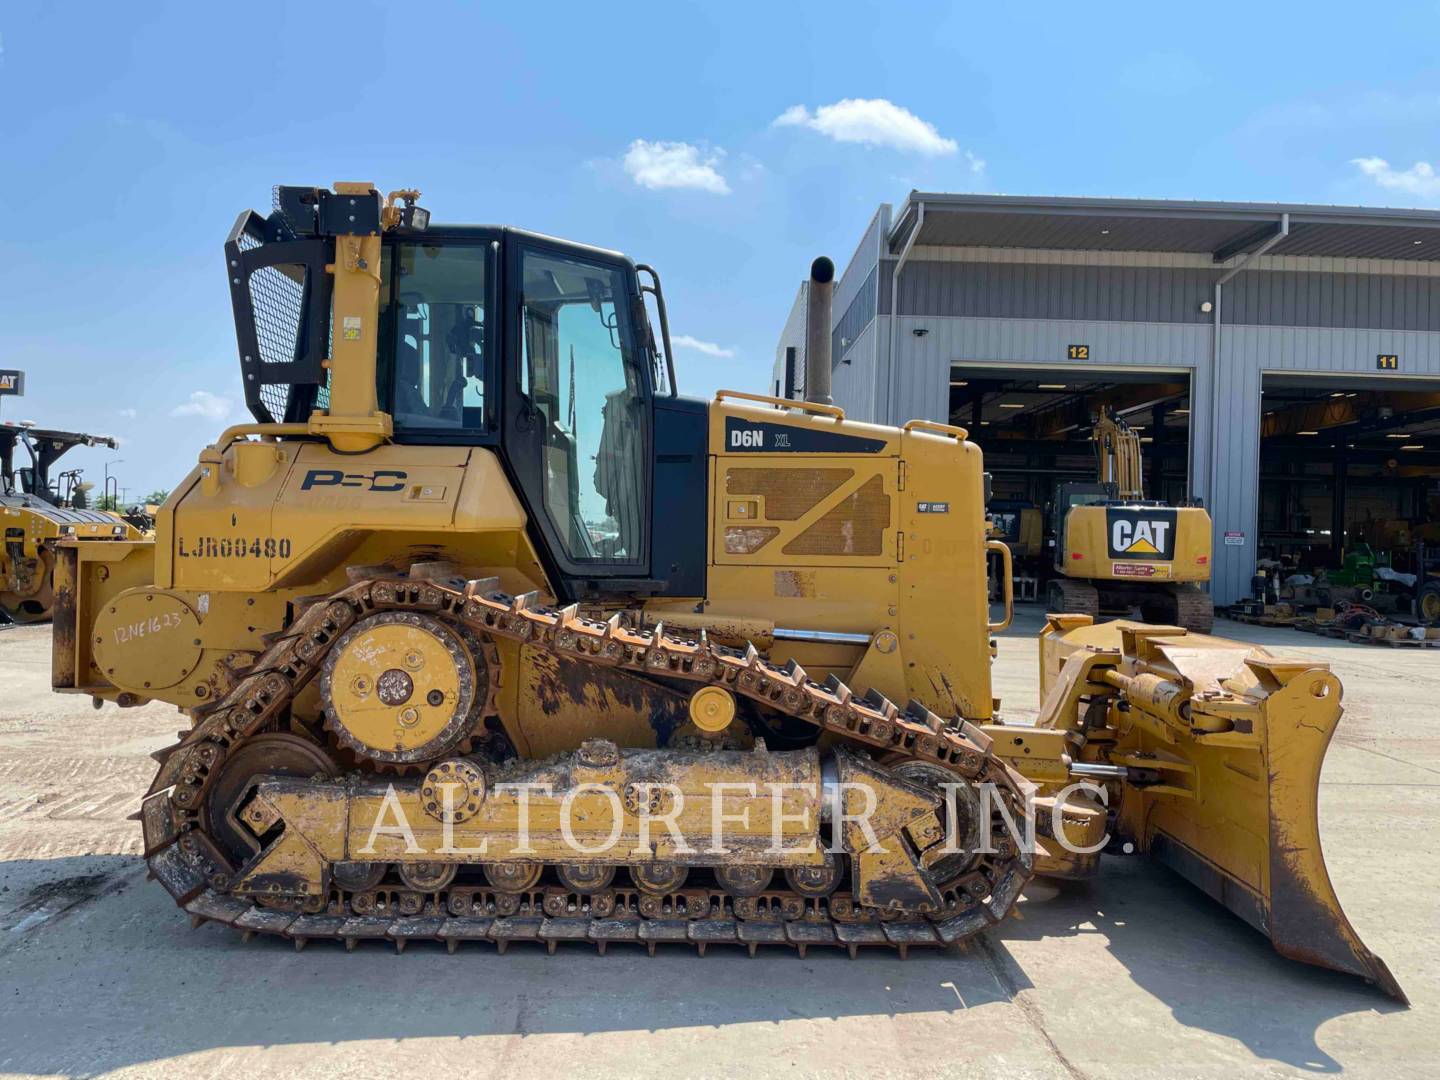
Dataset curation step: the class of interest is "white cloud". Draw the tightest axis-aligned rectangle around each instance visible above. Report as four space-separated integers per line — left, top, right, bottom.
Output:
170 390 233 422
773 98 958 157
623 140 730 194
117 408 137 419
672 334 736 358
964 150 986 175
1351 156 1440 200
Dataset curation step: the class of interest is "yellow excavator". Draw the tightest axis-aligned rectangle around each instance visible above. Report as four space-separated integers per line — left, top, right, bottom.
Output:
1047 410 1214 632
1 423 142 623
48 184 1400 999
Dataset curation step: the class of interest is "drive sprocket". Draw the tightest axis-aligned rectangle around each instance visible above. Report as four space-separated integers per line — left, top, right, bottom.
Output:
320 610 494 768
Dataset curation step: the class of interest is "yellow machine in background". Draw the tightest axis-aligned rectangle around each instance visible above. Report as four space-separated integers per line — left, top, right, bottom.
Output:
1 423 141 623
987 501 1044 600
1049 410 1214 632
47 183 1399 999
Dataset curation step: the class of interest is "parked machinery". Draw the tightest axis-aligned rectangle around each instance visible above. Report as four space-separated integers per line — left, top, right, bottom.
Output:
1 424 141 622
1047 411 1214 632
986 500 1043 600
46 184 1400 1000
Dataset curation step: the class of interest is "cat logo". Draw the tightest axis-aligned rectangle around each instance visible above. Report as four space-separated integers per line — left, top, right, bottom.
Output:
1105 508 1177 561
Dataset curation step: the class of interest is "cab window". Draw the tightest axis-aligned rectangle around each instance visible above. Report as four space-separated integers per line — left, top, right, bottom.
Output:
384 242 488 431
518 248 647 565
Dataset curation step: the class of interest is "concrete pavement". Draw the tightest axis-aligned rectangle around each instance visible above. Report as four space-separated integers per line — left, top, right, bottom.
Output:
0 609 1434 1078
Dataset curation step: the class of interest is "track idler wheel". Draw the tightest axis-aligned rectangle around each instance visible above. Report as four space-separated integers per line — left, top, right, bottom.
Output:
716 865 774 897
202 733 339 865
484 862 542 892
332 862 388 891
785 852 844 897
887 758 983 883
399 862 458 891
557 864 617 893
630 863 688 895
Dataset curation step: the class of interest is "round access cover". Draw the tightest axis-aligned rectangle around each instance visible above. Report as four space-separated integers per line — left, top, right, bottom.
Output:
93 591 203 691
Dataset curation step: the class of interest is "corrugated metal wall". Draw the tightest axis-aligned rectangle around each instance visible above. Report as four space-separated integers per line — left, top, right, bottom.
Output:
896 259 1440 329
831 320 881 419
771 282 808 398
839 244 1440 604
834 266 877 362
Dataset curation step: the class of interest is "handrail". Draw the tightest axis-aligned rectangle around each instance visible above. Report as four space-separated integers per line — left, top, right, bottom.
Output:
715 390 846 420
904 419 969 441
635 264 678 398
210 423 312 448
986 539 1014 632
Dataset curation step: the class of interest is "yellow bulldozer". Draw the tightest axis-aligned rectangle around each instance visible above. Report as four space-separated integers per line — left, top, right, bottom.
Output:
48 184 1400 999
1 423 142 623
1047 410 1215 632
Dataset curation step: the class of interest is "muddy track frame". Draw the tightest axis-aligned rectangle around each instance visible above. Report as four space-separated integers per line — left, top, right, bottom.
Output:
140 573 1035 956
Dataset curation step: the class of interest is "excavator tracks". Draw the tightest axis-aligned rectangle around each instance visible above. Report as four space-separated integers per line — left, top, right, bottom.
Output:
1047 579 1099 620
1171 584 1214 634
141 572 1034 958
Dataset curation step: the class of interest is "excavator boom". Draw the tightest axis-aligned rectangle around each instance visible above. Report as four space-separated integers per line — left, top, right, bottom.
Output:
1091 410 1145 500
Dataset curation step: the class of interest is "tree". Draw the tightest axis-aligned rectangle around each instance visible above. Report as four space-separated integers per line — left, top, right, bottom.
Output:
141 489 170 508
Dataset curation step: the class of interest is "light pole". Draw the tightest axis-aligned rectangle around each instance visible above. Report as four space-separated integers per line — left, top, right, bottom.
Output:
105 459 124 510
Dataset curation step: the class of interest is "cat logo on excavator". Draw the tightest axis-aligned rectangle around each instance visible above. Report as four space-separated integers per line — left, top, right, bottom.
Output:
1107 509 1176 559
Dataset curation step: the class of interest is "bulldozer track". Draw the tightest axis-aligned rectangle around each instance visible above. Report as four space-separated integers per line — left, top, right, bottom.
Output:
141 574 1034 957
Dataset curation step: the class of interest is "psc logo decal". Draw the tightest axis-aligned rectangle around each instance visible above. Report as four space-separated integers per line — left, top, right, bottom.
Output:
1105 508 1176 561
301 468 408 493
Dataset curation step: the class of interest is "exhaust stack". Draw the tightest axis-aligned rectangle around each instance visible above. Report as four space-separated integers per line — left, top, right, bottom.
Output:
804 256 834 405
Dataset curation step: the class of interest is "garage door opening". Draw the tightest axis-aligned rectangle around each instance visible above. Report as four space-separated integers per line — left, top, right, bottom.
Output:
951 365 1198 617
1258 373 1440 619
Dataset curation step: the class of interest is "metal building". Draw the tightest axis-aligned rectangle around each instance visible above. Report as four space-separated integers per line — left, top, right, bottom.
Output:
773 193 1440 606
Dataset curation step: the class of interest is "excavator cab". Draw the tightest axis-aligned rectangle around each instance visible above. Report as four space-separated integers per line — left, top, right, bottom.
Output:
1049 481 1109 567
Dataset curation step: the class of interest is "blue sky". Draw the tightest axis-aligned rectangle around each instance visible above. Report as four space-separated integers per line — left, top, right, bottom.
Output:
3 0 1439 497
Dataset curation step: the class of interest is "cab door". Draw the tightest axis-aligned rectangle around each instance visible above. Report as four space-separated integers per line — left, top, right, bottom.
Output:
500 235 653 597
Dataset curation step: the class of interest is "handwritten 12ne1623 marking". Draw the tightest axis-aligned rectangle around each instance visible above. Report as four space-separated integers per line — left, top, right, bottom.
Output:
112 611 184 646
177 536 293 559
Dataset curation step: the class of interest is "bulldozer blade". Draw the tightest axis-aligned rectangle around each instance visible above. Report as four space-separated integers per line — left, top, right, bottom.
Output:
1036 619 1405 1002
1143 674 1406 1003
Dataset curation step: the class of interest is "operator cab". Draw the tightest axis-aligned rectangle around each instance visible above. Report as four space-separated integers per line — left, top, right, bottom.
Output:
1 426 112 510
227 194 708 603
